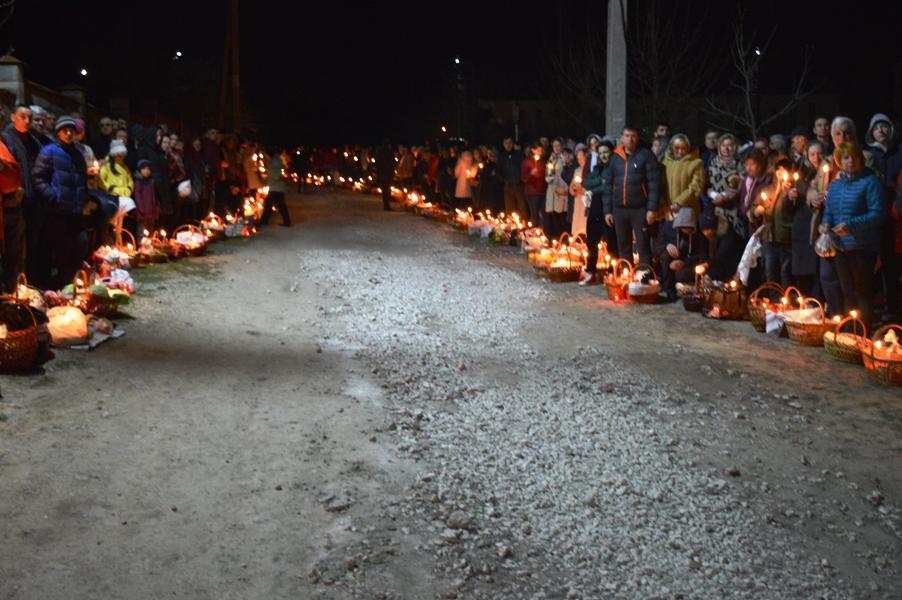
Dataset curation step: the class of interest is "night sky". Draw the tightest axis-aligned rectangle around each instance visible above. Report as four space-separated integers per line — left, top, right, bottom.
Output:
4 1 901 145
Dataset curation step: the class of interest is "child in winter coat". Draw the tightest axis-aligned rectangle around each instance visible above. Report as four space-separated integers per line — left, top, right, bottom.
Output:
134 159 160 239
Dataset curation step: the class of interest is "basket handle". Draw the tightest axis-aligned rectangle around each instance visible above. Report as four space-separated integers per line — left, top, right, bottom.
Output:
116 228 137 250
611 258 633 280
15 273 28 301
73 269 90 296
833 314 866 339
633 262 658 282
750 281 784 303
870 324 902 347
172 223 201 237
798 296 825 324
782 285 803 304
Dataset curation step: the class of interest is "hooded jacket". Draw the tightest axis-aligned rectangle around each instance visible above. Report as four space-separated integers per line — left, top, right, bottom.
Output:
32 140 90 214
822 167 884 252
660 140 704 221
99 159 134 197
865 113 898 188
601 145 660 214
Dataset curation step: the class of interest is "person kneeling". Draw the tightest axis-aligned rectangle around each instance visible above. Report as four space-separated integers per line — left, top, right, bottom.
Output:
655 208 703 301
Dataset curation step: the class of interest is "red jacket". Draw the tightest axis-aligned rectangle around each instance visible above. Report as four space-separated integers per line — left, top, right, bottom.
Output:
0 140 21 196
521 155 547 196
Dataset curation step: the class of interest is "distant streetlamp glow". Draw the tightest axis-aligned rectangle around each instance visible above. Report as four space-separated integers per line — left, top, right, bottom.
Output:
441 125 448 133
79 68 88 76
453 56 460 65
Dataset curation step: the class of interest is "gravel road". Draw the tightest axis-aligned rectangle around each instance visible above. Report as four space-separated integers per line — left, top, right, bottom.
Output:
1 189 900 599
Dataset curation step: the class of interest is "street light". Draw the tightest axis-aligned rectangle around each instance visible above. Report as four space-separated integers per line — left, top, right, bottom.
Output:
441 125 447 133
174 50 183 60
79 68 88 76
453 56 460 65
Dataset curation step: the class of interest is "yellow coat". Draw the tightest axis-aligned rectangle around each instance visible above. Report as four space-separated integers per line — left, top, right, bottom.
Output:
660 151 704 221
99 160 134 197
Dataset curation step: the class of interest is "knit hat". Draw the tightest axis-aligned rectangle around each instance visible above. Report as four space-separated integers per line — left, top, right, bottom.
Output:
55 115 77 132
109 139 127 157
866 113 895 144
137 159 151 171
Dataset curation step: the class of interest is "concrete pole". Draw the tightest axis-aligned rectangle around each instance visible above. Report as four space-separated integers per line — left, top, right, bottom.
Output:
605 0 627 138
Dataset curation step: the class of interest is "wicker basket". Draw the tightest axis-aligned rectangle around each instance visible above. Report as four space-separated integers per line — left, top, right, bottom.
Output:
748 282 784 332
784 297 827 346
69 270 122 318
628 264 661 304
823 314 867 364
14 273 46 312
862 325 902 385
172 224 208 257
604 259 632 303
546 233 583 283
0 299 37 372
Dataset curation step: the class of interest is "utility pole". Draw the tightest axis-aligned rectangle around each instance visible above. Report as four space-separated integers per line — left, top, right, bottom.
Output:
605 0 627 137
230 0 240 130
219 0 241 130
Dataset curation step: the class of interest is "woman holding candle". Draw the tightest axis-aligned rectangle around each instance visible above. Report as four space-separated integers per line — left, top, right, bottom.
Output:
520 143 547 229
569 145 590 236
543 141 568 239
821 142 885 330
578 140 617 286
755 158 798 287
453 150 475 210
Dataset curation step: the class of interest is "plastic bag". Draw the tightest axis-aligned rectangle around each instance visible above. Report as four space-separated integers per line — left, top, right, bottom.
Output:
765 308 786 335
47 306 89 346
814 231 838 258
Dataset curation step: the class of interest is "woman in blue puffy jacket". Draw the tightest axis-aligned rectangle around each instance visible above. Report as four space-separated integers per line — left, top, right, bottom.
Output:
821 142 884 329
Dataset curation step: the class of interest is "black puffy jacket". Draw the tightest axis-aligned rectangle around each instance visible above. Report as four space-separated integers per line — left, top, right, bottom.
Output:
602 145 661 214
32 141 89 214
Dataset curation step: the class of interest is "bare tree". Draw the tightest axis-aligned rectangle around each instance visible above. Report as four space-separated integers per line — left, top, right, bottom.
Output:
545 3 608 133
706 11 814 139
627 0 725 131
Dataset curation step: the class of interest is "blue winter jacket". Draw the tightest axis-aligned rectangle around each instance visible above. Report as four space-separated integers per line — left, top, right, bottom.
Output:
822 167 884 252
32 141 89 214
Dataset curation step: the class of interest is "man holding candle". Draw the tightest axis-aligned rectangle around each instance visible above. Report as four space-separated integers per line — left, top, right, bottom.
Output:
755 158 798 287
601 126 660 266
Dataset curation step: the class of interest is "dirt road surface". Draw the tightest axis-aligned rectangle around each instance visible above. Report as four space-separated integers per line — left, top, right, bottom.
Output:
1 189 900 599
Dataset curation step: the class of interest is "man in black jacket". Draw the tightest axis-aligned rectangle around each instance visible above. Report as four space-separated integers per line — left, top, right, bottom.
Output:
602 127 660 265
2 105 44 286
498 137 526 218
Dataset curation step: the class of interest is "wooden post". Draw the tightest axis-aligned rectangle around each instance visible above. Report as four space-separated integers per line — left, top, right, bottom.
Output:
605 0 627 138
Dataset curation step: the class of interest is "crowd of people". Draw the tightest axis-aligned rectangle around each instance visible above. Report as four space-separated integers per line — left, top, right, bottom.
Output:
317 115 900 331
0 105 292 294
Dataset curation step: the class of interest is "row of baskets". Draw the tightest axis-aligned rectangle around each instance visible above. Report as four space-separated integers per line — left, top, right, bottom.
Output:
1 208 260 372
744 282 901 385
359 185 902 386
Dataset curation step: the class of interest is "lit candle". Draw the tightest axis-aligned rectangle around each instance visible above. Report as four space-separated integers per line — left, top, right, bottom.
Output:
821 162 830 190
